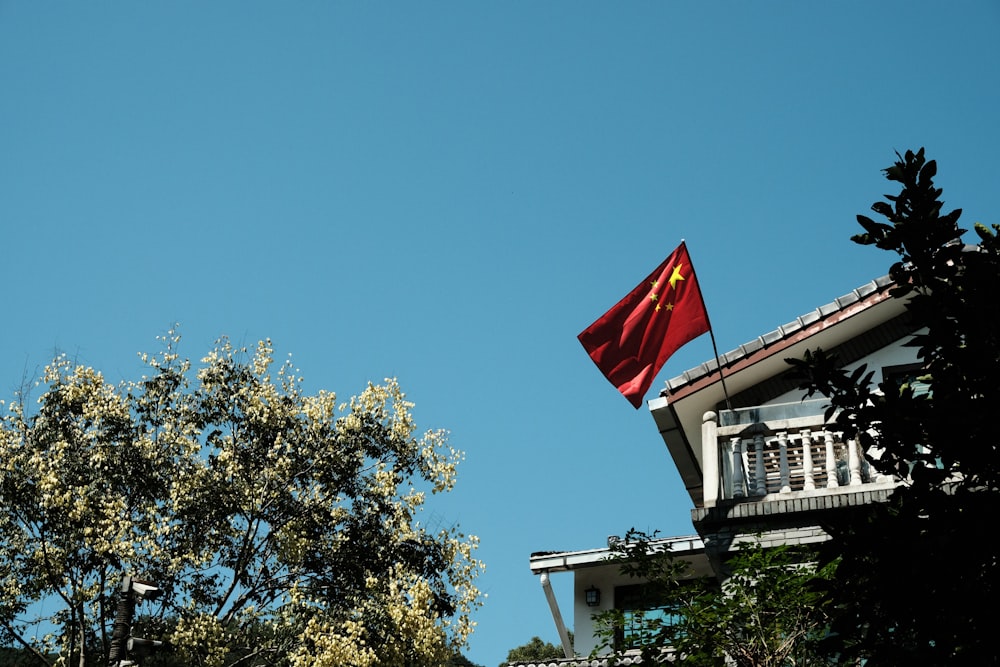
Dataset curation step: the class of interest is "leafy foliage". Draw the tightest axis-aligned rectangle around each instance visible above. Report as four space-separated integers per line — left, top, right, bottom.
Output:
447 652 486 667
502 635 568 666
592 530 836 667
787 149 1000 665
0 334 483 667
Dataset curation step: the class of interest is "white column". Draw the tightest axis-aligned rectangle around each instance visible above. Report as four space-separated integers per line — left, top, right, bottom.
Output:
732 436 745 498
777 431 791 493
823 431 840 489
848 437 863 486
540 573 573 659
824 431 839 488
702 411 720 507
801 429 815 491
753 432 767 496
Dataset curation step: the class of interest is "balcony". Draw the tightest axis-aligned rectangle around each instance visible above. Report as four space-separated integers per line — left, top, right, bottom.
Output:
700 399 896 510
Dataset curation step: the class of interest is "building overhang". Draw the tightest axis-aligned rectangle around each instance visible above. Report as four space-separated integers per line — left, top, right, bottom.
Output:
530 534 705 574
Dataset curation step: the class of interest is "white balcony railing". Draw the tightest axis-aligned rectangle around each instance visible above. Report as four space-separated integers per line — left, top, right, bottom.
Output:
701 401 893 507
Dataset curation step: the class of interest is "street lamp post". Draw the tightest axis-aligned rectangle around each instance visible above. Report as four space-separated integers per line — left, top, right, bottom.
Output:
107 576 163 667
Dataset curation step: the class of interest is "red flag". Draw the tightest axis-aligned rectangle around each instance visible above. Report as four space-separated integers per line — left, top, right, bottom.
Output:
578 242 710 408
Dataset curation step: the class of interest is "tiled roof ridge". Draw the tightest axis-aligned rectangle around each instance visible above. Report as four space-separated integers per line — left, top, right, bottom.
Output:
661 275 894 393
506 648 677 666
505 656 653 666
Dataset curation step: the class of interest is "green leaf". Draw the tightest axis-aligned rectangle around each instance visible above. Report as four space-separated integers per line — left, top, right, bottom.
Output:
974 222 996 242
885 164 905 181
918 158 937 185
855 214 892 245
871 201 893 218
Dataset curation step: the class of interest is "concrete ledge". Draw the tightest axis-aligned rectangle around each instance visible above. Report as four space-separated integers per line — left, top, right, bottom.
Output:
694 485 896 525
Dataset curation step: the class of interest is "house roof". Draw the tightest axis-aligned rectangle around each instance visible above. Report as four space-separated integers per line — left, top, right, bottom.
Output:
648 275 916 505
662 275 896 395
529 534 705 574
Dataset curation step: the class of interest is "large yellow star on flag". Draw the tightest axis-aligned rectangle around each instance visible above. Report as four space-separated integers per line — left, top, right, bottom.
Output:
668 264 686 289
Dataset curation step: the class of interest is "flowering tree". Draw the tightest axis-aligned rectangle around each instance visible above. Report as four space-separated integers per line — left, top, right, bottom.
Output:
0 333 483 667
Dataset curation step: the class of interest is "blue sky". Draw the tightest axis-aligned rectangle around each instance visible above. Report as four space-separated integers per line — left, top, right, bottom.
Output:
1 2 997 665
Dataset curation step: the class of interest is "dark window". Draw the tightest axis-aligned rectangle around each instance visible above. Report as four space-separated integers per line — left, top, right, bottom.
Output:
614 584 684 651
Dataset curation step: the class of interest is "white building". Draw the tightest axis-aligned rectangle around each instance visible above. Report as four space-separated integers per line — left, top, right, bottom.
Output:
514 276 917 665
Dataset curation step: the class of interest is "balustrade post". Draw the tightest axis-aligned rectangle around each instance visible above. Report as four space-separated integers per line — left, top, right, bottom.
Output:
732 436 745 498
777 432 791 493
702 411 720 507
848 438 863 486
824 431 839 488
753 432 766 496
800 429 815 491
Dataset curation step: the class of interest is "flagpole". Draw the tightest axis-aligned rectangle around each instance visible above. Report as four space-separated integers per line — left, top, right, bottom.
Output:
682 240 733 413
707 328 733 413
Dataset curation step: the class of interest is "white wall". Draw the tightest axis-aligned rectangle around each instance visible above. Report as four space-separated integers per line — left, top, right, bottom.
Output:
767 333 923 406
571 563 638 656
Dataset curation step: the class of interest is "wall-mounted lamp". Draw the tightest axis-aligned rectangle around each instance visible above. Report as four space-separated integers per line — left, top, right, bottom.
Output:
585 585 601 607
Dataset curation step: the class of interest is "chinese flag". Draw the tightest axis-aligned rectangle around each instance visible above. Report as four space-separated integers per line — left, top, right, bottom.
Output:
578 242 710 408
